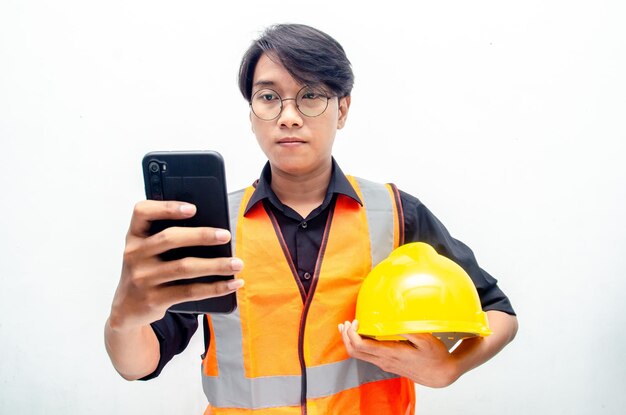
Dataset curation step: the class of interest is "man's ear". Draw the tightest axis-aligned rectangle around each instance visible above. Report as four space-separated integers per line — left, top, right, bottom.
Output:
337 96 351 130
249 111 255 134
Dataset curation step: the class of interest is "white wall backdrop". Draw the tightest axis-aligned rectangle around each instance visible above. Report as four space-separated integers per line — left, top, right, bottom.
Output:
1 1 625 414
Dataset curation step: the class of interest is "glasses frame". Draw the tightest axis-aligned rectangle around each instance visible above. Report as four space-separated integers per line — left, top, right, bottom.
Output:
249 85 336 121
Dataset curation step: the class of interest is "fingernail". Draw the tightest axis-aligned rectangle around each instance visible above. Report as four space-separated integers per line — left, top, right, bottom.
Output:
352 320 359 330
179 204 196 215
231 258 244 272
215 230 231 242
338 323 344 333
227 279 244 290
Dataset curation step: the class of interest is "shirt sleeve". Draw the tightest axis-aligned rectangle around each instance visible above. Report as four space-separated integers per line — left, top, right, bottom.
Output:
399 189 516 315
138 312 200 381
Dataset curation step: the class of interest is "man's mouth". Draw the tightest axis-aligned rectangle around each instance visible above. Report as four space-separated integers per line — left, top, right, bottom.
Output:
277 137 306 144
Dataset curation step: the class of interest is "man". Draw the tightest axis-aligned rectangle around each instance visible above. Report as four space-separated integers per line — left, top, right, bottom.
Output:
105 23 518 414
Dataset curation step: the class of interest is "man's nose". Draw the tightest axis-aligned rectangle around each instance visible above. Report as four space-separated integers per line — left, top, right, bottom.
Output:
278 98 303 128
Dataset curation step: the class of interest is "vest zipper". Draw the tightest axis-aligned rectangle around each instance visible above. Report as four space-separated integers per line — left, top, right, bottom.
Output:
298 203 335 415
265 201 337 415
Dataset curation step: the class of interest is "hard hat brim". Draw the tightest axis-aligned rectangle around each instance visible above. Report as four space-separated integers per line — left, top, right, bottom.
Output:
357 317 492 341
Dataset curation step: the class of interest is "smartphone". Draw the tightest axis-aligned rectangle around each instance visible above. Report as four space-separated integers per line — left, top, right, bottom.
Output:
142 151 237 314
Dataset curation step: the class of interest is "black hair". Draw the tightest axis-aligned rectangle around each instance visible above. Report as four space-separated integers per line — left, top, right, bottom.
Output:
238 24 354 101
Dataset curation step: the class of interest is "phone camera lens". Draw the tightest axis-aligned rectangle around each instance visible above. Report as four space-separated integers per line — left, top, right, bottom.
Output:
149 162 160 173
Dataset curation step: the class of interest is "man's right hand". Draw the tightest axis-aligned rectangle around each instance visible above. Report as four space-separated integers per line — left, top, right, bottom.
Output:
104 200 244 379
108 200 244 332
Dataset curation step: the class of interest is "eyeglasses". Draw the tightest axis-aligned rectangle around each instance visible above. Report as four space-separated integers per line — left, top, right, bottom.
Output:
250 85 335 121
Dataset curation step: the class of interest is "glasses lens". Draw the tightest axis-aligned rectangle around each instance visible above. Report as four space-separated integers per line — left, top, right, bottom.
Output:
251 89 281 120
297 87 329 117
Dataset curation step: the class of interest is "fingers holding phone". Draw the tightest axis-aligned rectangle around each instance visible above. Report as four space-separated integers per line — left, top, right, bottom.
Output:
141 222 231 259
127 200 197 238
110 199 244 332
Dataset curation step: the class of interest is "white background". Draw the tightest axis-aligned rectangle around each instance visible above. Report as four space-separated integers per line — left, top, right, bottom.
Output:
1 1 625 414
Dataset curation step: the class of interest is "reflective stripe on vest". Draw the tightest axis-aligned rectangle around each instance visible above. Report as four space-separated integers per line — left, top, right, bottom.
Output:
202 176 412 412
355 177 395 266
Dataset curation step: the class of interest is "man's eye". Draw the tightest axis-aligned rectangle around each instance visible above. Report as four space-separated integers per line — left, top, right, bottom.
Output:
254 90 279 102
301 91 320 100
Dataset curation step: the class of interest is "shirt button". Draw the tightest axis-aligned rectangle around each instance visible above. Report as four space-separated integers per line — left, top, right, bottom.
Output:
301 221 308 229
303 272 312 280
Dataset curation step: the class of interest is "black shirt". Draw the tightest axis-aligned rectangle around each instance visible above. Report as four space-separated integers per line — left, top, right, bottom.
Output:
142 160 515 380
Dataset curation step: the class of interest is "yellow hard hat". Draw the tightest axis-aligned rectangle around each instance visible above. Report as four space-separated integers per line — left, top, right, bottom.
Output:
356 242 492 344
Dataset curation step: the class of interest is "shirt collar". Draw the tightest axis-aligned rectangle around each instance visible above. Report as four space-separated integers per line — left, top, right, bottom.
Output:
244 158 362 216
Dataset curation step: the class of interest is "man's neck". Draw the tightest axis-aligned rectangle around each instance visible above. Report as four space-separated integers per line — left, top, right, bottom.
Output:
270 163 332 218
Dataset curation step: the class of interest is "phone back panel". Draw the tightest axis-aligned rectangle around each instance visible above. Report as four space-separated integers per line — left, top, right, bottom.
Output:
142 151 236 314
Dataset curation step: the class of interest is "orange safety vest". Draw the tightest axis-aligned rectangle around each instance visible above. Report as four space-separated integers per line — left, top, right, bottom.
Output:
202 176 415 415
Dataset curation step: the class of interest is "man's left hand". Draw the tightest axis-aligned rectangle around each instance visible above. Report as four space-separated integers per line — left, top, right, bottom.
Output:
338 320 460 388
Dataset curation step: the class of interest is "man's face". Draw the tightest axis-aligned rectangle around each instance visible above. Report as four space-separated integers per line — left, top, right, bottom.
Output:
249 53 350 178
